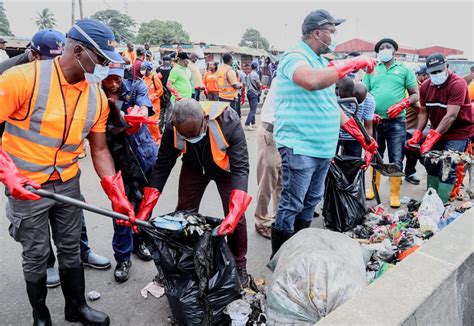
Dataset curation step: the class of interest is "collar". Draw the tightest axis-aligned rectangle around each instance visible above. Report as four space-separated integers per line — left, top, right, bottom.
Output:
299 40 325 63
377 60 401 70
54 57 89 90
119 79 132 100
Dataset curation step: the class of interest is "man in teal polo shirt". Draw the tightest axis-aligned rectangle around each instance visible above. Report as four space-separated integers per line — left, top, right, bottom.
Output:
271 9 378 257
363 38 418 208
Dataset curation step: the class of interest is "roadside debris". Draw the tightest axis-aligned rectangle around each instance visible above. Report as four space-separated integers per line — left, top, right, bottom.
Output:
86 291 101 301
140 280 165 299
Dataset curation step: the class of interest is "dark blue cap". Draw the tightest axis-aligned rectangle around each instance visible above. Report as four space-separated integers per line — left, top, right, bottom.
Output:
416 64 427 75
108 62 124 77
30 29 66 58
67 19 123 63
140 61 153 70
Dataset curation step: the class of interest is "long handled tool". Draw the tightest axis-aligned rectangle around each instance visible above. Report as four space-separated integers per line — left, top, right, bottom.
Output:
26 186 152 229
337 98 405 177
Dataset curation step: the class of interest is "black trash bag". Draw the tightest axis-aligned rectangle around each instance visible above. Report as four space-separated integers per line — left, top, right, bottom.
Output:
323 156 366 232
142 211 241 325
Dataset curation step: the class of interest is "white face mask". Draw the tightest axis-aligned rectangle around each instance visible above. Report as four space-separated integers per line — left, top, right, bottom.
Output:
430 69 449 86
185 132 206 144
77 47 109 84
377 49 394 62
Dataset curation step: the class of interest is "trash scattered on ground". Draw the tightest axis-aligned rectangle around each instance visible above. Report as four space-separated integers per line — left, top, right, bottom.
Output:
422 150 471 182
224 299 251 325
86 291 101 301
140 280 165 299
400 196 411 205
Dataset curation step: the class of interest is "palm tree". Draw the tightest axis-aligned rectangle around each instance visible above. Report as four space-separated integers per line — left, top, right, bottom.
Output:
35 8 57 30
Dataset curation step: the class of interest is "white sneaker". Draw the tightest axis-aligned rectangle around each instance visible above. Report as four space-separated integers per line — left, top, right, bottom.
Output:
245 125 253 131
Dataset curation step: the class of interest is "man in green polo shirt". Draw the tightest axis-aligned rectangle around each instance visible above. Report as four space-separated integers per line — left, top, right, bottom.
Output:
167 52 193 103
363 38 418 208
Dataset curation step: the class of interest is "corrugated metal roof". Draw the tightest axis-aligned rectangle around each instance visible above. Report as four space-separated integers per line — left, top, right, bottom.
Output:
0 36 30 48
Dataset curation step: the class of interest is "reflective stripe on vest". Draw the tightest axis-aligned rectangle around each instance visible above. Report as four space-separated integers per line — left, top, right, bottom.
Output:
173 101 230 171
3 60 99 183
217 65 238 100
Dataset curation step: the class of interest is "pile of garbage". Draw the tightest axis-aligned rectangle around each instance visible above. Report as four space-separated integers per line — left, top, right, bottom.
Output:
345 188 472 283
422 150 471 182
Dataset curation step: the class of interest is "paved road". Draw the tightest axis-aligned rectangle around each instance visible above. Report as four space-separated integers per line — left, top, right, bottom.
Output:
0 116 429 325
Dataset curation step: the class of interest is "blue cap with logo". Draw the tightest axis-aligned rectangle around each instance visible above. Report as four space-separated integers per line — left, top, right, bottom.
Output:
108 62 124 77
30 29 66 58
67 19 123 63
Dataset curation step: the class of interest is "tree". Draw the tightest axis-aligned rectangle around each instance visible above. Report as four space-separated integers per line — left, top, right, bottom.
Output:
136 20 190 45
0 1 13 36
35 8 57 30
91 9 136 43
239 28 270 51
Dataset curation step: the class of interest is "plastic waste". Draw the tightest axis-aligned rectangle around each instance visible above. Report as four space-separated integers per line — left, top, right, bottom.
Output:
140 280 165 299
87 291 100 301
266 228 367 324
323 156 366 232
418 188 445 233
225 300 251 326
400 196 411 205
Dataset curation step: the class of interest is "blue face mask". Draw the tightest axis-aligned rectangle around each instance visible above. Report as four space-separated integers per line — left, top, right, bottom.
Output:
318 30 337 53
77 47 109 84
430 70 448 85
377 49 394 63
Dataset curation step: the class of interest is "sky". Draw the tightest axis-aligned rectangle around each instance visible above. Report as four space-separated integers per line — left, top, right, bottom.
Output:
3 0 474 58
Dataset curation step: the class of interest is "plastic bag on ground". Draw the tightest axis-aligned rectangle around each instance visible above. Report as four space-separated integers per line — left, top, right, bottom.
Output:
418 188 445 233
323 156 366 232
266 228 367 325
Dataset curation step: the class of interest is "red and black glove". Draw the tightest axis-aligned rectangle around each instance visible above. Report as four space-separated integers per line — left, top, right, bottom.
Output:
100 171 136 228
0 148 41 200
405 129 423 151
132 187 162 233
218 189 252 236
341 118 378 169
420 129 442 154
329 56 377 79
387 98 410 119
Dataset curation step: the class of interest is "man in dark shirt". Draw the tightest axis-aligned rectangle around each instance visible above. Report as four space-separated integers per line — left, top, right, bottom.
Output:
156 55 173 129
407 53 472 202
131 46 145 80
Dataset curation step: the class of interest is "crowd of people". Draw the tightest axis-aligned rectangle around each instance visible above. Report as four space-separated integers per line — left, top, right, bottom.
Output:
0 8 472 325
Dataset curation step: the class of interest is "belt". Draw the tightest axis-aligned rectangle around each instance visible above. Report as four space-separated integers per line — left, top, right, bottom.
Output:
261 121 273 133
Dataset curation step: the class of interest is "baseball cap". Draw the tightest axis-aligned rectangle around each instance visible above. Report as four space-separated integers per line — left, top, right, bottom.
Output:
140 61 153 71
0 38 6 44
302 9 345 35
415 64 427 75
374 38 399 53
426 53 447 74
29 29 66 58
177 52 189 60
67 19 123 63
108 62 124 77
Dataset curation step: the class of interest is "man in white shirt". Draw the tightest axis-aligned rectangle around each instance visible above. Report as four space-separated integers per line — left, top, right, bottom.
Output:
0 38 9 62
254 85 281 238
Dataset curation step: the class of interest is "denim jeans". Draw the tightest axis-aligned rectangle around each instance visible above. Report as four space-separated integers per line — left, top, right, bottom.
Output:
424 139 468 184
245 91 258 126
275 147 331 232
219 97 239 117
377 117 406 170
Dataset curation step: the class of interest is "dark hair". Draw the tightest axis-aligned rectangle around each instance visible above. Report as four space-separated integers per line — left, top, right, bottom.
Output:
136 47 146 56
347 51 361 57
223 53 233 64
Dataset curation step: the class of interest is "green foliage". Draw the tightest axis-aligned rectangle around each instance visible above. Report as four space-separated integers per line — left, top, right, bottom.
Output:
136 20 190 45
35 8 57 30
91 9 136 43
0 1 13 36
239 28 270 50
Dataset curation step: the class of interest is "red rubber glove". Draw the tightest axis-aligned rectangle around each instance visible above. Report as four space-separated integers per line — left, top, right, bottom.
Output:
136 187 161 222
329 56 377 79
170 88 182 101
241 88 246 105
373 114 383 125
405 129 423 151
0 148 41 200
341 118 378 169
100 171 136 227
218 189 252 236
420 129 442 154
387 98 410 119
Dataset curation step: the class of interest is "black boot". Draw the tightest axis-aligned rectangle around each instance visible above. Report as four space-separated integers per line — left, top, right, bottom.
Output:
236 265 249 288
270 224 293 259
59 267 110 326
294 220 312 233
26 276 52 326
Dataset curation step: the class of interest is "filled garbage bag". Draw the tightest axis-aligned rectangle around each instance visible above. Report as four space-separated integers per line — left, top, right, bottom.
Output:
323 155 366 232
142 211 241 325
266 228 367 325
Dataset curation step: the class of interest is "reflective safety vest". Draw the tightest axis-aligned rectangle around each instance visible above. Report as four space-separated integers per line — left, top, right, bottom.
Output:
216 64 238 100
3 60 102 184
173 101 230 171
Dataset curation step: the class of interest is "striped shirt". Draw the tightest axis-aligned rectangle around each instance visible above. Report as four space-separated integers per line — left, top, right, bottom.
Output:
274 41 340 158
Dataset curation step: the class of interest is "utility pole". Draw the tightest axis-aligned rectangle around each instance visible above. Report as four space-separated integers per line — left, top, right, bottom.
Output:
79 0 83 19
71 0 75 26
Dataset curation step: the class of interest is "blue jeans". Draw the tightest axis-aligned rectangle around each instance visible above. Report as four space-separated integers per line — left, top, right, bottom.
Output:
424 139 468 184
245 91 258 126
377 117 406 170
275 147 331 232
113 222 134 263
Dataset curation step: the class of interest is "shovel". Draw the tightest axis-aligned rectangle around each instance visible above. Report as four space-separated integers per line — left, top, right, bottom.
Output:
337 98 405 177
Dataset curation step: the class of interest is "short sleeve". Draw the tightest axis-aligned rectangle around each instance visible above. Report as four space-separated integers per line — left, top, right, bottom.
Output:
362 94 375 120
0 65 34 122
405 68 417 89
226 69 238 85
90 89 110 133
168 68 178 83
447 79 468 106
419 81 428 107
279 52 310 80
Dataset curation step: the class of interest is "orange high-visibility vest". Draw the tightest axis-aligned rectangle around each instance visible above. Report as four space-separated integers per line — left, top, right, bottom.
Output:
3 60 102 184
173 101 230 171
217 64 238 100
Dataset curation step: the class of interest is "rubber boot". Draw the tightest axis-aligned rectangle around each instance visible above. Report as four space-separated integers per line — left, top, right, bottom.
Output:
294 219 312 234
437 182 455 204
427 175 440 191
26 276 52 326
270 224 293 259
390 177 401 208
59 267 110 326
366 168 380 200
